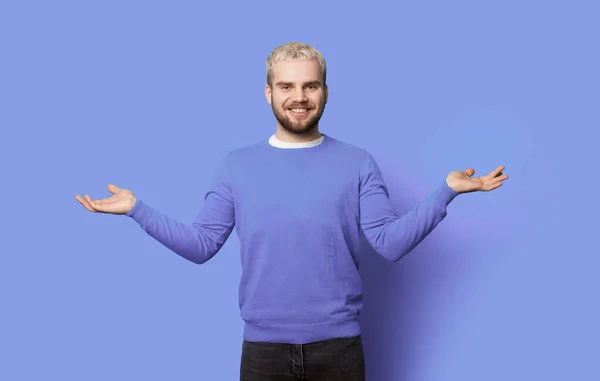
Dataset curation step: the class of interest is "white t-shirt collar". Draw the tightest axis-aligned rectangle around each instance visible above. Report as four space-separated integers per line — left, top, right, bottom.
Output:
268 134 324 149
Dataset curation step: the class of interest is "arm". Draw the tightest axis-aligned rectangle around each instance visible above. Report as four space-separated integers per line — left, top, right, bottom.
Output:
358 151 458 262
126 155 235 264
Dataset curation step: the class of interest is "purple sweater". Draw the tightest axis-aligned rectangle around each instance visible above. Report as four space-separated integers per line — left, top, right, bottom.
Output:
126 134 458 344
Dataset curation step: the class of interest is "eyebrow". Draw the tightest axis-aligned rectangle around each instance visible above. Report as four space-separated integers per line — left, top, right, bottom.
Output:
275 80 321 87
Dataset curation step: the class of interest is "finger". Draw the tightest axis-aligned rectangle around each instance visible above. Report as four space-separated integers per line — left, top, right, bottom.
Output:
75 195 93 212
463 168 475 177
481 166 504 182
486 178 507 191
93 197 116 206
75 194 97 213
107 184 120 194
489 165 505 178
488 173 509 184
487 182 503 191
84 194 103 213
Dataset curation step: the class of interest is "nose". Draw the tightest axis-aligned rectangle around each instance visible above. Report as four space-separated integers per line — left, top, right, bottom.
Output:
291 87 308 102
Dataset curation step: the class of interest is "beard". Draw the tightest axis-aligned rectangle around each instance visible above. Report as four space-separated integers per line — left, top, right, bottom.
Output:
271 100 326 135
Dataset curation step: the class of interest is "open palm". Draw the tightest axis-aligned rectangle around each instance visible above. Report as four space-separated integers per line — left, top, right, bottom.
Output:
446 165 509 194
75 184 136 214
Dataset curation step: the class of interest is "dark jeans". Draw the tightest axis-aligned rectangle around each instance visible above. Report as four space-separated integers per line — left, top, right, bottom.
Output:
240 335 365 381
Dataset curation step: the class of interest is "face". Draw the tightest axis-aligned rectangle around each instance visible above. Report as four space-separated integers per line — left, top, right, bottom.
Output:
265 59 328 136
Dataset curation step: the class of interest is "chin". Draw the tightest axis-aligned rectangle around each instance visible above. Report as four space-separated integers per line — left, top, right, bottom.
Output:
284 121 318 135
290 128 316 135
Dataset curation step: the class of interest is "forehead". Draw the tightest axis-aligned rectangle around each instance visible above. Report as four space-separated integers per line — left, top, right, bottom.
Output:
271 59 322 83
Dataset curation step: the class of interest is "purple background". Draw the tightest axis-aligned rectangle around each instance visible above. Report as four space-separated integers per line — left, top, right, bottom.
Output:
1 0 598 380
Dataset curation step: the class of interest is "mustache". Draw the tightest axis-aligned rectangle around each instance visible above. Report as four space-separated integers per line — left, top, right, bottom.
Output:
287 105 313 109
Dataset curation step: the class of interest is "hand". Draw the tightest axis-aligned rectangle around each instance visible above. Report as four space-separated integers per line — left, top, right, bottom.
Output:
75 184 136 214
446 165 509 194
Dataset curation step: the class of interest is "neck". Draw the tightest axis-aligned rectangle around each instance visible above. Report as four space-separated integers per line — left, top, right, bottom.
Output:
274 125 322 143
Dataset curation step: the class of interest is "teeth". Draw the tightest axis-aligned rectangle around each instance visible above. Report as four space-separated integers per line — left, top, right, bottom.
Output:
291 108 307 112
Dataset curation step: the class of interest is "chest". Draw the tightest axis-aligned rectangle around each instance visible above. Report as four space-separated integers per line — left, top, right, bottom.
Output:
231 162 359 223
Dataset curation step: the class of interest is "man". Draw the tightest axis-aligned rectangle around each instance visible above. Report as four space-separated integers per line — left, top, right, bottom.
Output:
75 41 508 381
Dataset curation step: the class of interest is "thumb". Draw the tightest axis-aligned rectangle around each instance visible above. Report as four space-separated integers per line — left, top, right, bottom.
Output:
463 168 475 177
107 184 120 194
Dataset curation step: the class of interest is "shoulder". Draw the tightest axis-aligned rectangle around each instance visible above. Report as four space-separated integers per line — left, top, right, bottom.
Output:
218 138 269 164
323 134 372 160
324 135 376 167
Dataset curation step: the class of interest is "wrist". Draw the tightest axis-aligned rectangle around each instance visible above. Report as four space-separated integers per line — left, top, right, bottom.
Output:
128 197 137 214
445 177 459 193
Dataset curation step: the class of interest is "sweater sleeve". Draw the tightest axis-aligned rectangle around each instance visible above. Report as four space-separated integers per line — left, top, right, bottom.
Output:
125 154 236 264
358 150 458 262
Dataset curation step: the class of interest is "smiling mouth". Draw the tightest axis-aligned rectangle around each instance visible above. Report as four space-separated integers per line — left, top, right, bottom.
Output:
288 106 312 113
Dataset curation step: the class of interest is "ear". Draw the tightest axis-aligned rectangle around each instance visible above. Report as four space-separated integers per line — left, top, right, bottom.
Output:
324 84 328 104
265 84 272 105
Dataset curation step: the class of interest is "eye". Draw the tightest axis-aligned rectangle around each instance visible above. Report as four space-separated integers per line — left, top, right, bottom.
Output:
281 85 290 90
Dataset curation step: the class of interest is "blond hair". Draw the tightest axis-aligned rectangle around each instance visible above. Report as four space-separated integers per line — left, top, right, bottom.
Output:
266 41 327 87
